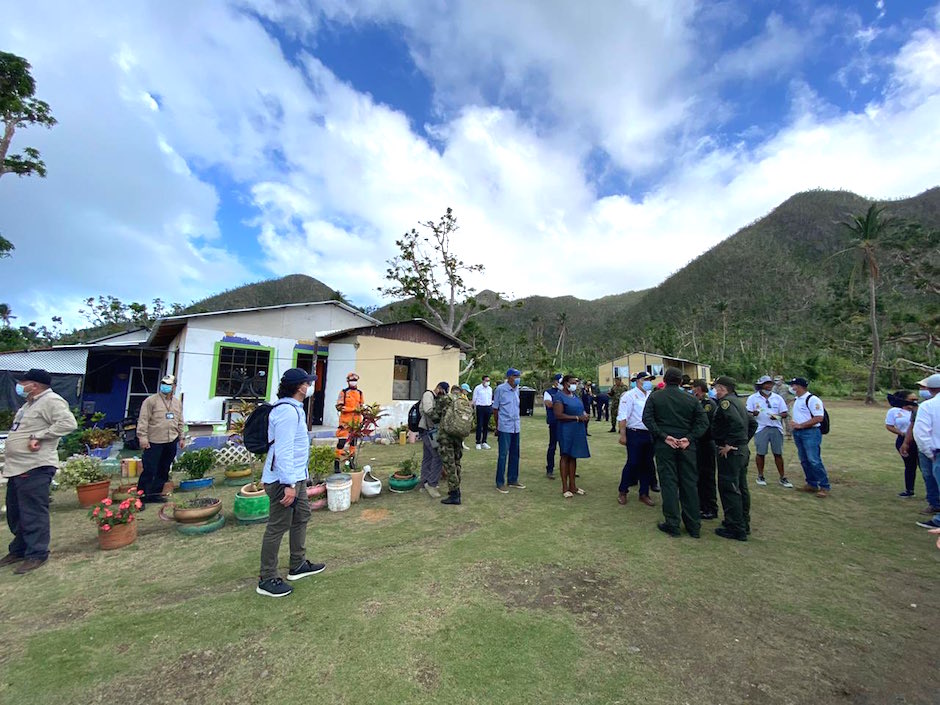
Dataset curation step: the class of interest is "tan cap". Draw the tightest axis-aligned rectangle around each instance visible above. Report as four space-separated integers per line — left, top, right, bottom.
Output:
161 374 176 385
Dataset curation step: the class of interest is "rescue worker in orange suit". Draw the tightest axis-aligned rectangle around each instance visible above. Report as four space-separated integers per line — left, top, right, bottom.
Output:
334 372 364 472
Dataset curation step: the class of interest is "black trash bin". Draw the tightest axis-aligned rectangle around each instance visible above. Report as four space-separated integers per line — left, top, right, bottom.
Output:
519 387 536 417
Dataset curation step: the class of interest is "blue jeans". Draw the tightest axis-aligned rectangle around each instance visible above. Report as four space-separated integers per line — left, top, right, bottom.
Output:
919 451 940 512
546 421 558 475
496 431 520 486
793 428 830 490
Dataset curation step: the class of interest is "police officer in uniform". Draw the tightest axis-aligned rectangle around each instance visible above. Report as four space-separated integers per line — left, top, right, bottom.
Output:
710 376 758 541
608 377 627 432
691 379 719 520
641 367 709 537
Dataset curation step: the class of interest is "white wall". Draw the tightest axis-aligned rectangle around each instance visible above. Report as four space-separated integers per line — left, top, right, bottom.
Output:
322 342 357 429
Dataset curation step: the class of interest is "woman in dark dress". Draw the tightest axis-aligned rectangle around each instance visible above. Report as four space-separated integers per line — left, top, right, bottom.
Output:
554 374 591 498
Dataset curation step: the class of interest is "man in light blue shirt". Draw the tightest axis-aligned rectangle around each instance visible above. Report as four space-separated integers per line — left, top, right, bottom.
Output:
493 367 525 493
258 368 326 598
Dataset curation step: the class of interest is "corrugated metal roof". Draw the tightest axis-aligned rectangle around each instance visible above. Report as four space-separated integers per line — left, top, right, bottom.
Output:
0 348 89 375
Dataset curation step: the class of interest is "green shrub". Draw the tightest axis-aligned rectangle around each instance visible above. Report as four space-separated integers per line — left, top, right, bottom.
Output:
172 448 216 480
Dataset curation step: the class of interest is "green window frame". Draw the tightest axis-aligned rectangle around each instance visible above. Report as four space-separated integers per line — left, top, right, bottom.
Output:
209 341 276 399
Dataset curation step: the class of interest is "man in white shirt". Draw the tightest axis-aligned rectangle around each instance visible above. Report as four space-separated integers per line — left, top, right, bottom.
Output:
472 375 493 450
787 376 830 498
914 373 940 529
746 375 793 488
616 372 656 507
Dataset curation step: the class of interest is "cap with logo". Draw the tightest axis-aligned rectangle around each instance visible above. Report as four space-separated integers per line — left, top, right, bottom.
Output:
786 377 810 388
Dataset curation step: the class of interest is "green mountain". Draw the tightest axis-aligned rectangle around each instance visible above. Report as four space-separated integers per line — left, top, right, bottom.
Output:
183 273 343 313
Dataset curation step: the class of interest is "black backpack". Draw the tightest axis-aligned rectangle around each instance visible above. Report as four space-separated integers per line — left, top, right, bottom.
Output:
804 394 831 435
407 390 432 433
242 401 291 454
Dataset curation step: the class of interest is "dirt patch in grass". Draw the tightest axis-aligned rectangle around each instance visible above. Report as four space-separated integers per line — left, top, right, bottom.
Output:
479 562 940 705
84 642 270 705
359 508 390 523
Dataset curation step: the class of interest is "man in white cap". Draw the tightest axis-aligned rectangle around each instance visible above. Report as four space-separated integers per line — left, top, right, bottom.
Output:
914 373 940 530
137 373 185 504
746 375 792 488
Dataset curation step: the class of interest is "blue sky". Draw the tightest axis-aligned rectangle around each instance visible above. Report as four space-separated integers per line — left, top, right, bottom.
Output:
1 0 939 329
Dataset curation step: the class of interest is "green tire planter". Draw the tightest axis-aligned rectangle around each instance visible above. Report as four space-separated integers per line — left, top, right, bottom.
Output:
233 492 270 524
224 477 250 487
388 474 420 493
175 513 226 536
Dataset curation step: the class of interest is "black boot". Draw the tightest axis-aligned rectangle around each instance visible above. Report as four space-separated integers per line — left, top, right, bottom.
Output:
441 489 461 505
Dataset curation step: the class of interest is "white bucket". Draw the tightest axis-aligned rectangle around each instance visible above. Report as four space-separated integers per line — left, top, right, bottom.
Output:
326 475 352 512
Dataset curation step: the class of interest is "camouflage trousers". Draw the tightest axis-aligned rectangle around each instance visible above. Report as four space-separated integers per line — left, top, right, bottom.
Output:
438 434 464 493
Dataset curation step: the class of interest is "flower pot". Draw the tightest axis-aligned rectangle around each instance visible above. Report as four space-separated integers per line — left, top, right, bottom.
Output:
239 482 266 497
159 497 222 524
179 477 214 492
233 490 269 524
361 469 382 497
98 521 137 550
310 498 328 511
111 484 138 502
348 470 364 503
388 473 419 493
76 479 111 507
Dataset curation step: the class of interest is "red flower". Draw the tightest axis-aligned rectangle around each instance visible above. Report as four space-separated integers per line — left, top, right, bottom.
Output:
136 489 144 495
92 507 100 516
134 500 143 509
128 515 135 522
102 498 112 506
101 524 111 531
104 510 113 518
119 500 130 510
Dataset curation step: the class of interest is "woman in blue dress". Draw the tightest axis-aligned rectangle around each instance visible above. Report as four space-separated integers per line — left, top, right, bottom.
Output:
553 374 591 498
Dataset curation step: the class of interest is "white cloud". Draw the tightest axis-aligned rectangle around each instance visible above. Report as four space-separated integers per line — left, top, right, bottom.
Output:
1 0 939 333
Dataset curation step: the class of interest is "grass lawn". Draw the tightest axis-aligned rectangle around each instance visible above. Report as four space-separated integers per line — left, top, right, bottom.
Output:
1 400 938 705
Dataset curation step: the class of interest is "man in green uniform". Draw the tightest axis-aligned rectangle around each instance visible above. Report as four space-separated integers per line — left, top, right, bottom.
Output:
429 387 465 506
608 377 628 432
691 379 719 520
642 367 709 537
710 376 758 541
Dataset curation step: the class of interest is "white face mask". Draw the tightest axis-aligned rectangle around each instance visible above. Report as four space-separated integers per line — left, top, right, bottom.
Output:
483 381 489 387
788 386 796 395
567 383 578 392
305 383 316 398
760 388 772 396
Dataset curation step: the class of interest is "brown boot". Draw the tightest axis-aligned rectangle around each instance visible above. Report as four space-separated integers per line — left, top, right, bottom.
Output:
618 492 627 505
13 558 46 575
639 494 655 507
0 553 25 567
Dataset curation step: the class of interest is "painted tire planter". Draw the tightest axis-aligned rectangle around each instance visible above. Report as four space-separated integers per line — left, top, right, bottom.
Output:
178 477 214 492
233 489 269 524
86 445 113 460
176 513 226 536
159 497 223 524
98 521 137 550
76 480 111 507
310 498 328 511
388 474 420 493
223 467 253 486
306 483 327 499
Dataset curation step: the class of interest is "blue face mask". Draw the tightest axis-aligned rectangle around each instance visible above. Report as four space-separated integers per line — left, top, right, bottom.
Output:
641 381 653 392
15 383 26 397
920 389 934 400
708 389 718 399
160 384 173 394
512 377 520 387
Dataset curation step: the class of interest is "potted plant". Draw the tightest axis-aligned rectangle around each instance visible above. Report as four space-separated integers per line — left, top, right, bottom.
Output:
159 492 225 534
222 462 253 486
81 426 118 459
306 444 333 510
234 464 269 524
89 491 143 550
173 448 216 491
388 453 420 493
59 454 112 507
337 403 388 502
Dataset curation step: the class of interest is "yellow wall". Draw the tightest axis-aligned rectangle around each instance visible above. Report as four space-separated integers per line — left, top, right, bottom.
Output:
351 335 462 408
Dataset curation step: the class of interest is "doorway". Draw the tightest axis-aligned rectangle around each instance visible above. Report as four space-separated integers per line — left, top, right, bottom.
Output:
295 352 326 426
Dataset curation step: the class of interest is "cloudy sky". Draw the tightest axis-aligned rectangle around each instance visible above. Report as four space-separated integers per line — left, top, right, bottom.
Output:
1 0 939 328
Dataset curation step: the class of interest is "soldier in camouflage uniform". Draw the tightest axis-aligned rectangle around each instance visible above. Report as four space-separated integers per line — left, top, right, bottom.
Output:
428 387 465 505
608 377 628 432
710 376 758 541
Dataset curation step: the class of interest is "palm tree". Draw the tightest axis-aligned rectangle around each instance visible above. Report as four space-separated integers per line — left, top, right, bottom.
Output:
0 303 15 327
836 204 891 404
553 312 568 369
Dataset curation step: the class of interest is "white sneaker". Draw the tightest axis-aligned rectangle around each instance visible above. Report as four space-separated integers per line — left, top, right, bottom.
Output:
476 444 482 450
462 442 470 450
482 443 491 450
424 483 441 499
779 477 794 489
756 476 767 486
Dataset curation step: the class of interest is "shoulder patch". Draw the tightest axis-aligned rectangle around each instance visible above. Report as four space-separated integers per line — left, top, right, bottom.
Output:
704 402 713 412
720 400 730 410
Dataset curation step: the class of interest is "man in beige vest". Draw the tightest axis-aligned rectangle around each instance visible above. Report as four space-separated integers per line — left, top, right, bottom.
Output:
1 368 78 574
137 374 185 503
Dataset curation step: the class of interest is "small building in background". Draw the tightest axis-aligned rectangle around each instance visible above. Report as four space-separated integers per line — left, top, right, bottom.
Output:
596 351 711 390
